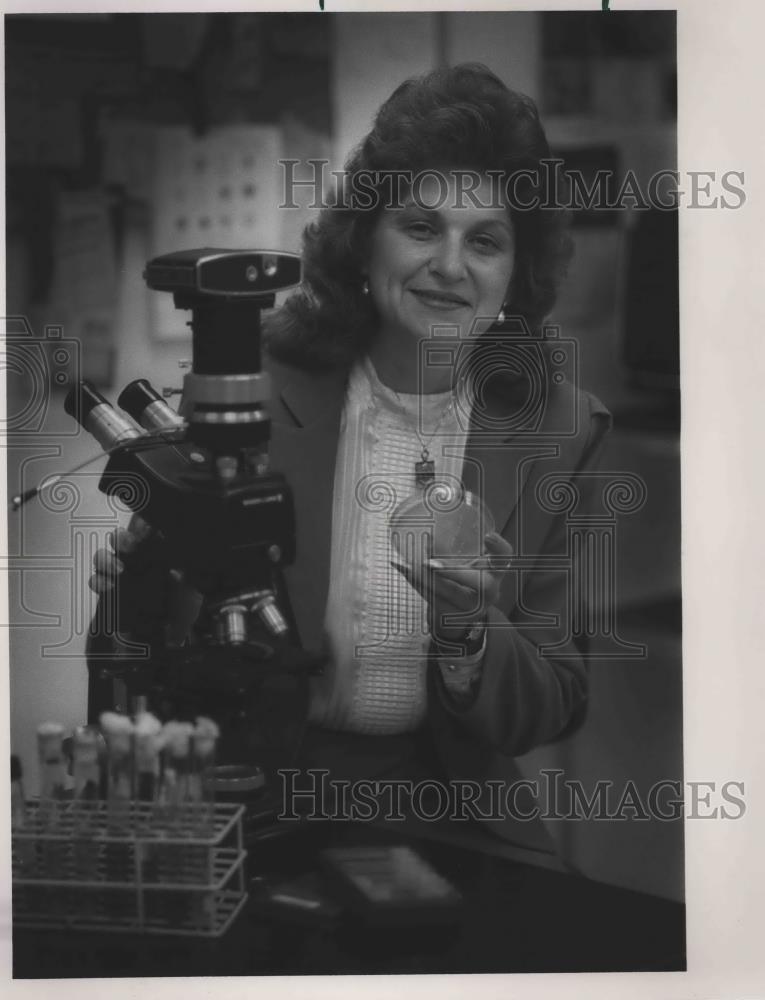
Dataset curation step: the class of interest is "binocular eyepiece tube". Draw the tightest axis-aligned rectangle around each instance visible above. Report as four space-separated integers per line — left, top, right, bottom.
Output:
118 379 186 433
64 381 145 451
64 379 185 452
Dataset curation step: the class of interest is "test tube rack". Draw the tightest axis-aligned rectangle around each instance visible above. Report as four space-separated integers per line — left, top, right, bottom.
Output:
12 800 247 937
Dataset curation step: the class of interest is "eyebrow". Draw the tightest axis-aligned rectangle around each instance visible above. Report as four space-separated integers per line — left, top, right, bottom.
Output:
470 217 514 237
400 199 513 234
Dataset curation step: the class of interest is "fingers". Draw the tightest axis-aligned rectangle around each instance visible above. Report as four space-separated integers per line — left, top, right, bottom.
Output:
104 513 152 560
94 547 124 576
91 514 154 594
431 574 487 614
110 514 152 556
391 559 489 614
110 527 138 557
89 546 124 594
480 532 514 570
435 532 513 576
469 554 513 572
421 531 513 574
127 513 152 541
88 571 112 595
427 559 482 589
89 512 151 595
484 531 514 557
426 556 510 593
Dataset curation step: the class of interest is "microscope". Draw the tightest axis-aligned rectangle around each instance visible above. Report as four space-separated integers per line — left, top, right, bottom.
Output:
63 248 323 773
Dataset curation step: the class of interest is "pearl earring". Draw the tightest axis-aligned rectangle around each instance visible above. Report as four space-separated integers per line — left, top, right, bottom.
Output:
497 304 507 325
362 279 370 295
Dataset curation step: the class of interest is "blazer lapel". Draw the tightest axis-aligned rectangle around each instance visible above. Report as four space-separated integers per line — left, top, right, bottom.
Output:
267 364 348 652
461 372 557 541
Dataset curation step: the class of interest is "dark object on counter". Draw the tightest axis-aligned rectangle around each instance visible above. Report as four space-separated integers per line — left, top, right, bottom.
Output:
320 844 462 927
256 871 344 930
206 763 266 800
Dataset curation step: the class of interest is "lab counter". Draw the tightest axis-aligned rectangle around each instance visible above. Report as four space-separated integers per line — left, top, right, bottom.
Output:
13 818 685 977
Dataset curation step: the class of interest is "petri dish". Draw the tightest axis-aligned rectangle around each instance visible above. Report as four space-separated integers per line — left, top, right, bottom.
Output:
389 481 495 564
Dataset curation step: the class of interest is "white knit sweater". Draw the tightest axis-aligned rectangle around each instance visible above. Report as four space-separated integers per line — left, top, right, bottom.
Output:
308 355 475 735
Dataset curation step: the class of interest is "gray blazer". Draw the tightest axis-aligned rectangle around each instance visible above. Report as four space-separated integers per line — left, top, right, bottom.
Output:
266 350 612 853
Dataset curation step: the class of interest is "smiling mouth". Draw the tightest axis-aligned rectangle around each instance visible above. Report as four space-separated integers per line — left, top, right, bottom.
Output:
409 289 471 309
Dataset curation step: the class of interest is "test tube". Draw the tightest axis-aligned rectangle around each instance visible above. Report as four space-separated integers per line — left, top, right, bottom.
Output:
72 726 103 841
188 718 220 901
36 723 69 906
37 721 67 805
100 712 134 814
71 726 104 911
100 713 135 920
157 721 195 925
158 721 194 825
189 717 219 823
72 725 102 802
133 711 162 884
11 755 35 878
134 712 162 805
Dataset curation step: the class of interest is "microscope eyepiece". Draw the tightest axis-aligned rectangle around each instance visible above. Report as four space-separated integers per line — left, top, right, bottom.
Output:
64 380 108 422
118 379 185 433
65 380 144 451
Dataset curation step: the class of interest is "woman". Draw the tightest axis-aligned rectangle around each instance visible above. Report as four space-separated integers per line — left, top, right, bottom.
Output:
92 64 610 848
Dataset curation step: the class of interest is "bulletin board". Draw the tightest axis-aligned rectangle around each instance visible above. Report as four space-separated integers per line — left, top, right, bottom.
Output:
149 124 284 341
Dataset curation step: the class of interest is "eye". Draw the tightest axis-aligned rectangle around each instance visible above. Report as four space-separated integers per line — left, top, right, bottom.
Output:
470 234 501 254
405 220 436 240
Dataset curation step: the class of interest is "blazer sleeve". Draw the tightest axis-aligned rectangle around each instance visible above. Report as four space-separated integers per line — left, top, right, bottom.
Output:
427 393 612 757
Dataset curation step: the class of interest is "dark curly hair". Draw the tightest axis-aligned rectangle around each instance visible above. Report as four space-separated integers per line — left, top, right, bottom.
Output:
266 63 572 371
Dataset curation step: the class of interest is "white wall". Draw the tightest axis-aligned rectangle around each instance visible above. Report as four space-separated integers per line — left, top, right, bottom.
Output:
445 11 540 99
332 13 439 169
331 12 542 169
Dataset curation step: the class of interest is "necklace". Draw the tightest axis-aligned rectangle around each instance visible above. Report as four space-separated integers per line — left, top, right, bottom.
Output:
361 354 457 489
392 389 455 489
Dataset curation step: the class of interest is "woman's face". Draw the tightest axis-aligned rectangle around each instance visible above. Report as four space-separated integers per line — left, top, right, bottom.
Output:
366 172 515 349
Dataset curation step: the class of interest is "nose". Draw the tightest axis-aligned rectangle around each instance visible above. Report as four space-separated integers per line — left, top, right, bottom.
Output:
428 235 467 282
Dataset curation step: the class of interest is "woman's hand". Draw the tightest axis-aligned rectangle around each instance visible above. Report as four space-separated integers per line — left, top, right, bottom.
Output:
89 513 202 645
391 530 514 645
89 513 153 595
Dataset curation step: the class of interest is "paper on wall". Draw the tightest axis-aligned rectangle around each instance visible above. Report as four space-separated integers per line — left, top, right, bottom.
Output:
148 124 284 341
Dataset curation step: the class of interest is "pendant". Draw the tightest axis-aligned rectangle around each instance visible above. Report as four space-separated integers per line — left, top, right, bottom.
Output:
415 448 435 488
